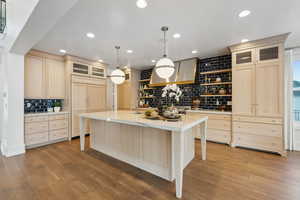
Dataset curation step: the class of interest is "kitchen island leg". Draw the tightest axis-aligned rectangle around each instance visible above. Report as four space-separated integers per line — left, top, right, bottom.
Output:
172 130 184 198
80 117 85 151
200 120 207 160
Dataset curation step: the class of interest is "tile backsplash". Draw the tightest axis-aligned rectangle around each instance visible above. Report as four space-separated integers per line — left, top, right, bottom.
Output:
24 99 63 113
140 55 232 111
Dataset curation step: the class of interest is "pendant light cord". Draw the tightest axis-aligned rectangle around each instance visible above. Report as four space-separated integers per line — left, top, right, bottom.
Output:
163 30 167 57
115 46 120 69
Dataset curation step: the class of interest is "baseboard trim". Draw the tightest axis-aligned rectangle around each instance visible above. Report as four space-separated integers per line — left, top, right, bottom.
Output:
2 143 26 157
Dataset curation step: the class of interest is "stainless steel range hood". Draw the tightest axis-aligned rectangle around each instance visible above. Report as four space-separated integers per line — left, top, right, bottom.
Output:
149 58 197 86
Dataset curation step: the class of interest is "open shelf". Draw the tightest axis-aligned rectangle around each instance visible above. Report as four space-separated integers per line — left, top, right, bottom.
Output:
140 96 155 99
139 79 151 82
140 88 154 90
200 69 232 75
200 94 232 97
201 82 232 86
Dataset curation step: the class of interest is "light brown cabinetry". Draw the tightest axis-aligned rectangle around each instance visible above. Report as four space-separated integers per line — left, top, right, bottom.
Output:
229 33 289 155
46 58 65 99
232 64 255 116
189 112 232 144
118 68 140 110
25 55 46 98
25 51 65 99
24 113 69 148
71 77 106 137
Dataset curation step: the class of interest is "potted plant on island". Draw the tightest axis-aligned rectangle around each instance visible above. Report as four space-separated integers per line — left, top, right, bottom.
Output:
160 84 183 119
53 101 62 113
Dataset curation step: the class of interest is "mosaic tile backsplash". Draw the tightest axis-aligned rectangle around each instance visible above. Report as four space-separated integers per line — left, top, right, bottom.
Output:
24 99 63 113
140 55 232 111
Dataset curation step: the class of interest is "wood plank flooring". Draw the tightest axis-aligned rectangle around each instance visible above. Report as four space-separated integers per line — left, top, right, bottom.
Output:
1 138 300 200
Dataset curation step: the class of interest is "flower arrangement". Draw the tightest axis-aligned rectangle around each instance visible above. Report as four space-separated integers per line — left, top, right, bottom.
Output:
161 84 183 106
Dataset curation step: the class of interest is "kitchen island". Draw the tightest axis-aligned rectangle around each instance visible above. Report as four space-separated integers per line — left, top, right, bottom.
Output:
80 110 208 198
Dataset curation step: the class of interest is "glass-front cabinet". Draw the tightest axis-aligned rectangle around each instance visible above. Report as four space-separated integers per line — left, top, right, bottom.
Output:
233 49 255 66
257 45 280 64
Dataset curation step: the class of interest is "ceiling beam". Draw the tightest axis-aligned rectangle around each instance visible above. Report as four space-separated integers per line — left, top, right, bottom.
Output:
10 0 79 55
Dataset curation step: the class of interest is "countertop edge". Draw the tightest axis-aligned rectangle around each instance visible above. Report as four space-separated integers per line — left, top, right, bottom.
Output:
79 113 208 132
25 111 69 117
186 110 232 115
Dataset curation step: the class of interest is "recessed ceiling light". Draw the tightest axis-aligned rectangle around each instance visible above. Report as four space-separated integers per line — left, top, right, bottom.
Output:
59 49 66 54
241 39 249 43
127 50 133 54
152 60 156 63
98 59 103 62
86 32 95 38
192 50 198 54
136 0 147 8
173 33 181 38
239 10 251 18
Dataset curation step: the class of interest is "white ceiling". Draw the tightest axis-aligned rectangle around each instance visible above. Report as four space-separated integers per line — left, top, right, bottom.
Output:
33 0 300 69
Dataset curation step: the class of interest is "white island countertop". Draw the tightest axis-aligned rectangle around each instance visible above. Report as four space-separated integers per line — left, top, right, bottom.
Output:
80 110 208 132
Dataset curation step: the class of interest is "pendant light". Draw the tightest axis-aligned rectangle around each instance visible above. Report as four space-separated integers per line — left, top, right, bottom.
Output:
110 46 125 85
0 0 6 34
155 26 175 79
136 0 147 8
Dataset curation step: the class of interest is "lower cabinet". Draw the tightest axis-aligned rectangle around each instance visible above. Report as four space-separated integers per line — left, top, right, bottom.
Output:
189 112 232 144
25 113 69 148
231 115 284 155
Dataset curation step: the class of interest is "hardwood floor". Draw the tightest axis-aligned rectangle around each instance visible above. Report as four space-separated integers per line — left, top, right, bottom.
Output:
1 138 300 200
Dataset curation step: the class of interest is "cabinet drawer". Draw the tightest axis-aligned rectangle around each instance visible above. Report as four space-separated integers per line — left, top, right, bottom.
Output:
188 113 231 121
25 121 48 134
234 133 282 153
208 115 231 121
49 120 68 130
208 119 231 131
233 122 282 137
49 129 68 140
233 116 282 124
49 114 68 121
25 115 48 123
207 129 231 144
25 132 49 146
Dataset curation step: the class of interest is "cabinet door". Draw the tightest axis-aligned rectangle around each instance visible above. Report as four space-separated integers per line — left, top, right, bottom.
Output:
257 45 280 64
232 49 255 67
87 84 106 112
255 62 282 117
46 58 65 99
25 55 45 98
232 65 255 116
118 81 131 110
72 83 88 137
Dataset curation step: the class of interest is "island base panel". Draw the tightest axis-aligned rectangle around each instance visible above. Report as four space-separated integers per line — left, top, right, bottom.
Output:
89 120 195 181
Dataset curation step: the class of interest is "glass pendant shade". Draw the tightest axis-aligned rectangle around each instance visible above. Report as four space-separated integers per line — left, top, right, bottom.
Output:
155 57 175 79
110 68 125 85
136 0 147 8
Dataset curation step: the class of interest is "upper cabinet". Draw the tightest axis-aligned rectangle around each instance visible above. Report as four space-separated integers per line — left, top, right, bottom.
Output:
229 33 288 118
46 58 65 99
25 55 46 98
232 49 255 66
25 51 66 99
257 45 280 64
71 62 106 78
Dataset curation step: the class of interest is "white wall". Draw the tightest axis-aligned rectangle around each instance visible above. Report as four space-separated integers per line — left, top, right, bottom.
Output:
0 48 5 151
0 52 25 156
0 0 79 156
